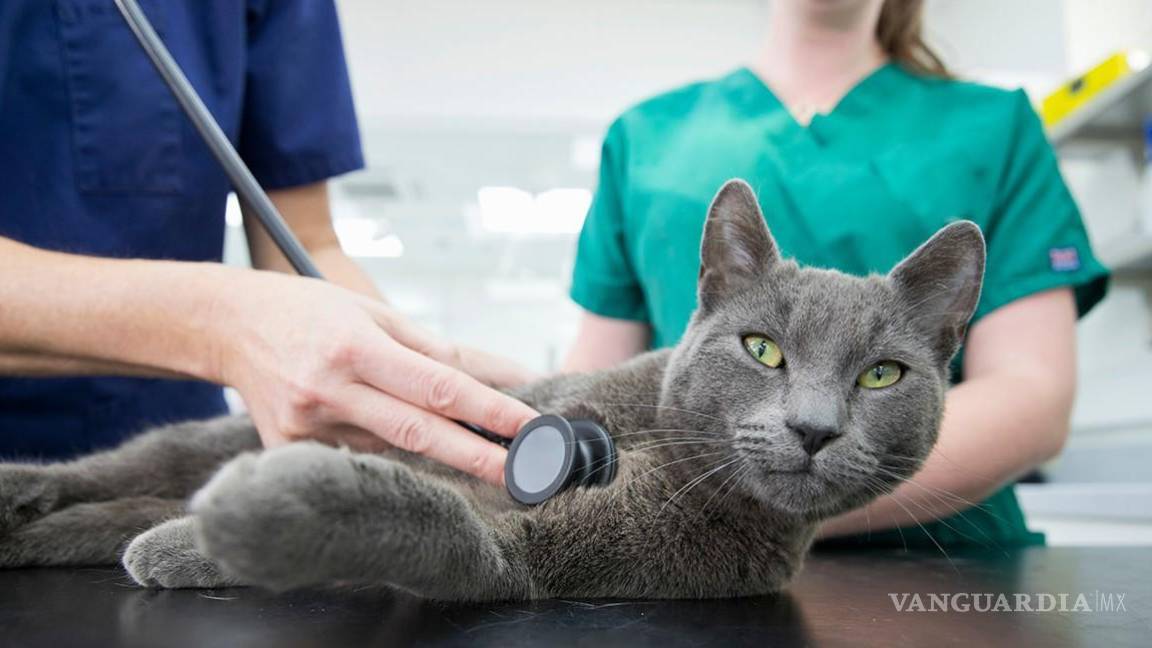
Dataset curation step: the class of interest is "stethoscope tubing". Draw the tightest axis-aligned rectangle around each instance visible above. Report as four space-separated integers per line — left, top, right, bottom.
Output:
112 1 618 504
114 0 503 438
114 0 323 280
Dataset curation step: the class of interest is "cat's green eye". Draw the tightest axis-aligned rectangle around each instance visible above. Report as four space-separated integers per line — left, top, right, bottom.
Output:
743 335 784 368
858 361 903 389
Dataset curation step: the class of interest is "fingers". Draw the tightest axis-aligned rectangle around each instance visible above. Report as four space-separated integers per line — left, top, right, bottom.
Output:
302 424 394 454
338 383 509 484
361 302 538 388
456 347 540 389
354 335 539 439
362 301 461 367
247 408 391 453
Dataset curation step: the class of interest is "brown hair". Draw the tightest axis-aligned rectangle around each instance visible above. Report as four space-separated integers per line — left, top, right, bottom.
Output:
876 0 949 77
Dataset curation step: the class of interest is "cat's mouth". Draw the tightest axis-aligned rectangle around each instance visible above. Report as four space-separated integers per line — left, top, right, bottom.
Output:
733 448 862 518
732 438 813 473
763 467 812 476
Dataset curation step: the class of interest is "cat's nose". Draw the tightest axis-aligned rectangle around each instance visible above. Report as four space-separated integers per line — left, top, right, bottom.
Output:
789 423 840 456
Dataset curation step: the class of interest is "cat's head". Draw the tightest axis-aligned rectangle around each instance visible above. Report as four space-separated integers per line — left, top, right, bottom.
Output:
663 179 985 521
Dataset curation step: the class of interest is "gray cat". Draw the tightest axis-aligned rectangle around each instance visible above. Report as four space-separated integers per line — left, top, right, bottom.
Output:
0 180 985 600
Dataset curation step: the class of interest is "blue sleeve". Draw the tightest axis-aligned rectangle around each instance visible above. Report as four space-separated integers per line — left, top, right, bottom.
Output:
238 0 364 189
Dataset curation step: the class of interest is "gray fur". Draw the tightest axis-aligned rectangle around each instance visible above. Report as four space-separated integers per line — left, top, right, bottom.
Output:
0 179 985 600
124 516 242 588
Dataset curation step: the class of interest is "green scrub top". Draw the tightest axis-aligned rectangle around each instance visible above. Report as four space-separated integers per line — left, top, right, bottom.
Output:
570 63 1109 549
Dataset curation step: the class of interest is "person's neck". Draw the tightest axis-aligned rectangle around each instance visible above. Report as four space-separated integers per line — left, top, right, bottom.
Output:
753 3 887 122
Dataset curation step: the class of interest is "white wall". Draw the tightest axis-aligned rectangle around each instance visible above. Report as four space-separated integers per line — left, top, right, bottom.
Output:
336 0 770 126
1063 0 1152 71
925 0 1069 92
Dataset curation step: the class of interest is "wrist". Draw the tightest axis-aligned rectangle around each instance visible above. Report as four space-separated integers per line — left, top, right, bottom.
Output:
190 265 267 387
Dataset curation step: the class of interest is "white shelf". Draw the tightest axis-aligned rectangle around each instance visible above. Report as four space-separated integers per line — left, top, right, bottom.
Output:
1047 64 1152 272
1048 63 1152 147
1017 484 1152 521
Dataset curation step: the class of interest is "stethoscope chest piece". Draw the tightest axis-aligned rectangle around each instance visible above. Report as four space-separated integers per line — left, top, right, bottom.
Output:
505 414 617 505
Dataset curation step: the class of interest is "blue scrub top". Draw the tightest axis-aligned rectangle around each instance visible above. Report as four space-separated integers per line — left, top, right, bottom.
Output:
0 0 364 460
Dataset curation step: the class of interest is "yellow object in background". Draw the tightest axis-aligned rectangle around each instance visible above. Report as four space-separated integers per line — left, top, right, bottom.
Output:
1040 51 1145 127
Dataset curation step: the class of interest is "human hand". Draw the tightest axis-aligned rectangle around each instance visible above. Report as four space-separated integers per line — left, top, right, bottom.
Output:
208 270 540 484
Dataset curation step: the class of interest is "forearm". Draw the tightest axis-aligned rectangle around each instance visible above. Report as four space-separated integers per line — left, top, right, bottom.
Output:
819 371 1070 538
245 238 379 298
0 237 232 382
562 312 649 372
0 350 183 379
243 182 382 300
307 244 381 299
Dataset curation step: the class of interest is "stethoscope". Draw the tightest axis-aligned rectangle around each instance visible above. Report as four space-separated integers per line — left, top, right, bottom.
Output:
112 0 617 505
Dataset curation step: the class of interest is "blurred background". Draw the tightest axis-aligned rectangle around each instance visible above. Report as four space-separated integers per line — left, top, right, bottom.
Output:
222 0 1152 543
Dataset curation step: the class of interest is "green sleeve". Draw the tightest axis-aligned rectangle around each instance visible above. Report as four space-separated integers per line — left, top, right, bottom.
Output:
569 120 649 322
973 90 1110 323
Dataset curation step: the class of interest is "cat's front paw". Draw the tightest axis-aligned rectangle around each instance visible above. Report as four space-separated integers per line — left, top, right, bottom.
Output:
0 465 59 533
123 518 242 589
189 443 361 590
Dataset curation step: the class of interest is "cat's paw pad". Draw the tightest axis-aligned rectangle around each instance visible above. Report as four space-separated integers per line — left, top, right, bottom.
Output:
189 443 360 589
0 466 59 533
123 520 240 589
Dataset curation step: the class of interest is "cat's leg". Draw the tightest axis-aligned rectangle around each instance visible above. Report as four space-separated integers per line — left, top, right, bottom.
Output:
510 485 809 599
0 497 185 567
190 443 530 600
122 516 242 589
0 416 259 532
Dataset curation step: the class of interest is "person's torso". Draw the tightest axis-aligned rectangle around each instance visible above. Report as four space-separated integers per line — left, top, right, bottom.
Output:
606 65 1045 548
0 0 258 459
613 64 1018 349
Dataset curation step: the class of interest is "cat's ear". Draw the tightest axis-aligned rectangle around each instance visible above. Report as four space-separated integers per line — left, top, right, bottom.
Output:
698 179 780 311
888 221 986 362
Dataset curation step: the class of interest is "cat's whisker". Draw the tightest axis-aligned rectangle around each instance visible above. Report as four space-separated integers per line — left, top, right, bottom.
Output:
867 475 1012 553
714 464 752 514
583 401 729 424
565 435 720 451
574 424 792 483
658 456 741 517
620 451 727 485
724 464 754 508
869 465 977 506
816 464 988 553
697 461 750 517
855 479 908 552
553 428 724 452
628 439 731 453
579 452 622 482
869 465 1005 519
854 469 991 540
577 428 781 485
883 450 1004 488
630 436 728 445
878 484 1002 552
609 428 726 439
857 474 958 571
575 438 727 484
